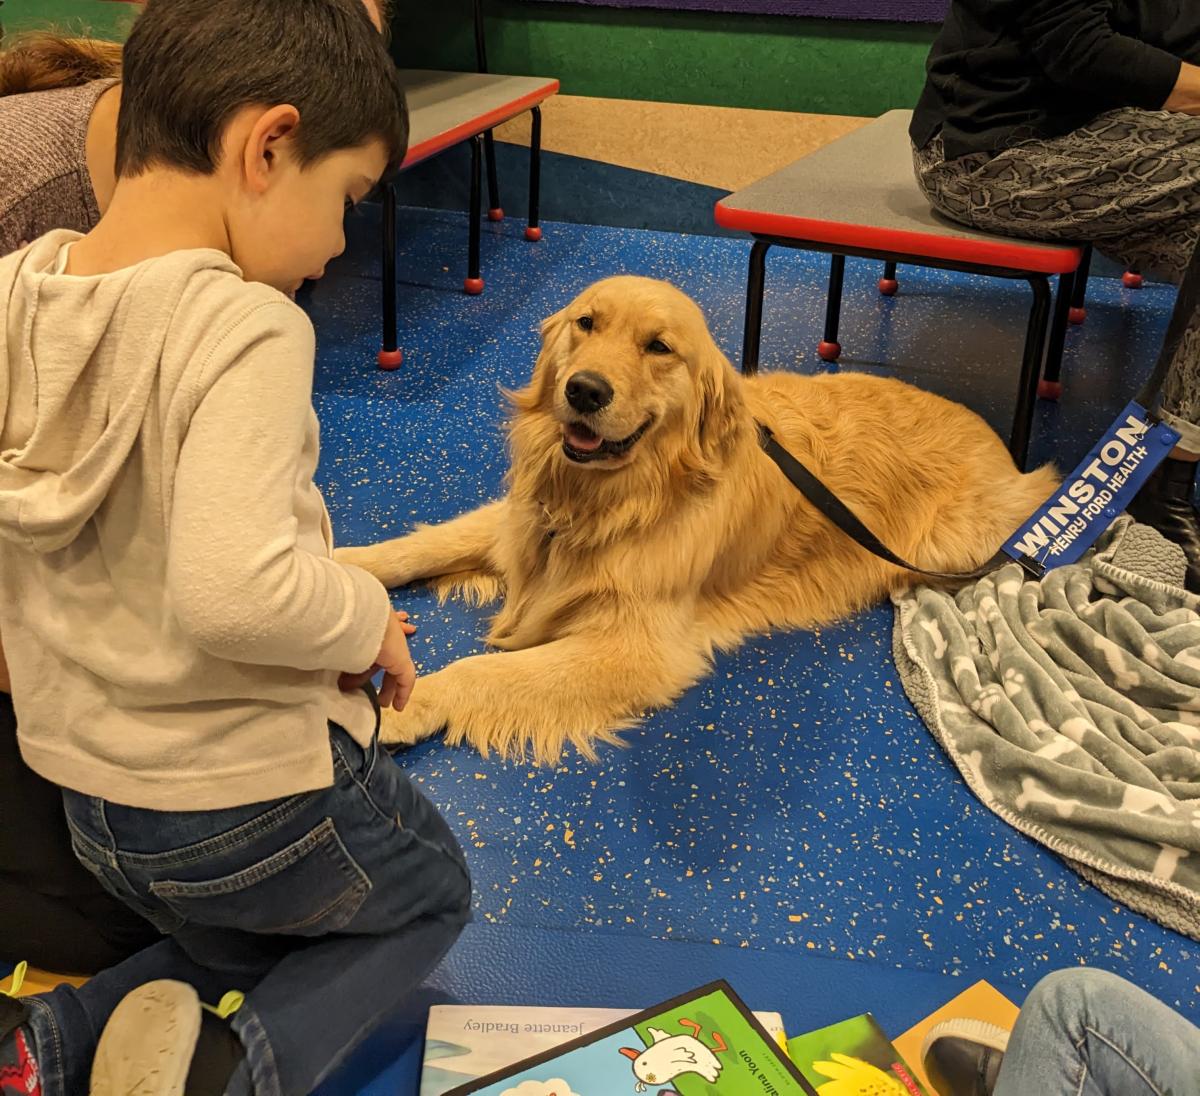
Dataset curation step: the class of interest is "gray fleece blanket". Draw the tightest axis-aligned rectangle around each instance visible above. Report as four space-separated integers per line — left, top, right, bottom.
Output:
893 518 1200 938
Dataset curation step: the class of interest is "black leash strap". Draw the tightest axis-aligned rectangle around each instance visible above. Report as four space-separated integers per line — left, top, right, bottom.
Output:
751 247 1200 581
756 422 1039 581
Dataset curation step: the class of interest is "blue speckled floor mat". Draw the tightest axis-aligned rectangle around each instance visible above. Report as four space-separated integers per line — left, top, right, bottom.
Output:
9 203 1191 1095
301 204 1197 1090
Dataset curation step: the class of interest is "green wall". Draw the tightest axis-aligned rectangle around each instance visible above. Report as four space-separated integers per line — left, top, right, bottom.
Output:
2 0 138 40
391 3 935 116
3 0 936 118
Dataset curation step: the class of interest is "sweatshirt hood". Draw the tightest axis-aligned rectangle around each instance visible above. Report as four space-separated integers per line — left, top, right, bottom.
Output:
0 231 240 553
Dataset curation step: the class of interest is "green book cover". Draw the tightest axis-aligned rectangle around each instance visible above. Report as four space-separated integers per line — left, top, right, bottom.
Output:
444 980 817 1096
786 1014 931 1096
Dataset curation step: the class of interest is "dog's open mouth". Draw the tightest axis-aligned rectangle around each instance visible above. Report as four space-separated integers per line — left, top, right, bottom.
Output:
562 418 653 463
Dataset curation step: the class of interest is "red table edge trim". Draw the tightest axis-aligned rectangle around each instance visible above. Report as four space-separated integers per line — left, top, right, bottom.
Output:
400 80 560 170
713 200 1081 275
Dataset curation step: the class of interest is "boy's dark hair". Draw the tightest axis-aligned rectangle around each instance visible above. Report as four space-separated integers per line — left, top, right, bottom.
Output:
116 0 407 178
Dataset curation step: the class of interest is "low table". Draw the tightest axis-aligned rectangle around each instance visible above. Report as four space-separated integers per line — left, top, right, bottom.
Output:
715 109 1085 468
377 70 560 369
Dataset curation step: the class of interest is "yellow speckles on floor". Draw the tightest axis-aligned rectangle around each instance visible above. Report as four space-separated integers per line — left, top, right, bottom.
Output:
309 205 1198 1023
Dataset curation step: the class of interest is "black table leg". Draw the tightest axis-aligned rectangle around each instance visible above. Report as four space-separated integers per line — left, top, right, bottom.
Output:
879 259 898 297
472 1 502 221
1012 275 1052 467
525 105 542 242
741 239 770 375
1069 243 1092 324
377 181 401 369
473 0 487 69
484 130 502 221
1040 268 1075 399
465 135 484 295
820 254 845 362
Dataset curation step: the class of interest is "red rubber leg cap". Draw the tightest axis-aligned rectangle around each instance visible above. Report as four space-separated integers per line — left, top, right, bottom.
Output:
817 340 842 362
878 278 899 297
524 226 543 242
1122 272 1144 289
1038 379 1063 401
488 207 504 222
463 277 485 296
377 348 403 370
1068 306 1086 325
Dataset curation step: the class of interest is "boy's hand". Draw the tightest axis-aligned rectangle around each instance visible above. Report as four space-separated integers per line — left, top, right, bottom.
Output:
338 611 417 711
376 611 418 711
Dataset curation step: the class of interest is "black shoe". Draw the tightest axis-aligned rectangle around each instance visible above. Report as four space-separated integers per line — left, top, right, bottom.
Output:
921 1019 1008 1096
0 966 38 1096
1127 457 1200 593
0 964 31 1043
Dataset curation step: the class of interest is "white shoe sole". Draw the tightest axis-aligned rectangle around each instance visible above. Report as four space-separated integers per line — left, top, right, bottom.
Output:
921 1016 1012 1060
90 981 202 1096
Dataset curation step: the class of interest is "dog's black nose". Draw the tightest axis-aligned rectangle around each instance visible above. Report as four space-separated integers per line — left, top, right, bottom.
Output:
565 371 613 414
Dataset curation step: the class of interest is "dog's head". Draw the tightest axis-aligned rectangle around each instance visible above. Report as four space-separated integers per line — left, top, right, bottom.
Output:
512 276 743 476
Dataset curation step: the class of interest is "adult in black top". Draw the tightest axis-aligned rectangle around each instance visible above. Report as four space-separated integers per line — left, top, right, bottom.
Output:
912 0 1200 591
911 1 1199 161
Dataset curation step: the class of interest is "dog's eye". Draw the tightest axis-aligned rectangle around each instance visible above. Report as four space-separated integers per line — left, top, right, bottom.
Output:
646 339 671 355
576 315 593 332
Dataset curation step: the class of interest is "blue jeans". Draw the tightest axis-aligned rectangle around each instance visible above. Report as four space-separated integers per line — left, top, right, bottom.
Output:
996 968 1200 1096
21 726 471 1096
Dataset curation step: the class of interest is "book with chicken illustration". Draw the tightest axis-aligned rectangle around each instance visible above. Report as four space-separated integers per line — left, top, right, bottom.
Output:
422 1003 787 1096
786 1014 932 1096
438 981 816 1096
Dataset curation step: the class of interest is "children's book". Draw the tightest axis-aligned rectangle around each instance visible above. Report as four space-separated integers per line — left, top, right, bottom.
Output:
421 1001 787 1096
786 1014 931 1096
891 981 1019 1092
431 981 817 1096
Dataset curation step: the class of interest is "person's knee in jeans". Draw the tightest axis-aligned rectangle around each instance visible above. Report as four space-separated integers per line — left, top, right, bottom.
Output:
1017 967 1117 1037
926 967 1200 1096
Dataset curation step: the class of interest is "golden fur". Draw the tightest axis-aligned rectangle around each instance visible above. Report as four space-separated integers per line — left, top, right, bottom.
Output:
337 276 1057 762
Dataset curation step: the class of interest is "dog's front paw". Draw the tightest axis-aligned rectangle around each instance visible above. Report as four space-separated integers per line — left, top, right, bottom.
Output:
378 675 449 748
380 666 519 760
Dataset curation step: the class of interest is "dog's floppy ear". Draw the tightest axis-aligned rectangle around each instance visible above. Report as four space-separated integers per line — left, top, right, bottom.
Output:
509 305 571 414
694 333 743 466
538 304 571 347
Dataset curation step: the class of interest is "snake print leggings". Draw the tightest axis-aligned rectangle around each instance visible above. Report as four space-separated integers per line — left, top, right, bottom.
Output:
914 108 1200 451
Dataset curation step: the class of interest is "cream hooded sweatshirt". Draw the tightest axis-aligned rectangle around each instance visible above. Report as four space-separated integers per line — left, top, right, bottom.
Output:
0 231 392 810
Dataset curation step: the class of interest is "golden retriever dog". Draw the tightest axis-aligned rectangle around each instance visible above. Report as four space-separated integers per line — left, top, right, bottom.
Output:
337 276 1057 762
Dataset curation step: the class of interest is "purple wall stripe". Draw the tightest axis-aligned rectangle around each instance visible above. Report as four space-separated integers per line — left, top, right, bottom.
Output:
535 0 946 21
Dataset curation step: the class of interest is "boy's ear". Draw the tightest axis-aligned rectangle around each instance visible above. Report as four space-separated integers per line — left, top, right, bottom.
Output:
243 104 301 193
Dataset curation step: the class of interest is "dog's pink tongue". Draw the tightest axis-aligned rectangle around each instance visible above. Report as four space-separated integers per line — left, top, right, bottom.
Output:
565 424 604 452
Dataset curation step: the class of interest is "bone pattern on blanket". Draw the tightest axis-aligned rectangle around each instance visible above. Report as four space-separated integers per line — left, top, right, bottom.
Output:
893 519 1200 938
339 277 1059 761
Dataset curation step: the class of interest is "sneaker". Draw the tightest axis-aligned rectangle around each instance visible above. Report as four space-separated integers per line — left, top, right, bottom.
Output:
89 981 201 1096
0 964 40 1096
0 1029 40 1096
920 1018 1009 1096
0 962 29 1022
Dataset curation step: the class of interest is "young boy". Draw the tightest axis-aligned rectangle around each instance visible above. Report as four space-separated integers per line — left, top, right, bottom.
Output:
0 1 471 1093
